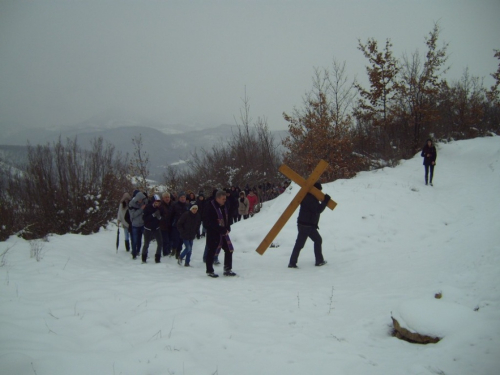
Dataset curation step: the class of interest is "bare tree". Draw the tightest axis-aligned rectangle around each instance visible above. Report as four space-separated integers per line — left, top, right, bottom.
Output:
130 134 150 193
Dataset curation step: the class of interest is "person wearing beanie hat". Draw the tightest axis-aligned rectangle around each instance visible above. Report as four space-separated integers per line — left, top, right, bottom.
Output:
176 205 201 267
288 181 331 269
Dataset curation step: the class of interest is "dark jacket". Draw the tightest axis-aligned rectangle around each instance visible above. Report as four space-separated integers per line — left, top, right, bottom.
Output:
171 200 189 227
159 200 173 232
177 211 201 240
297 193 330 228
196 196 206 223
143 201 162 231
204 199 231 250
421 143 437 166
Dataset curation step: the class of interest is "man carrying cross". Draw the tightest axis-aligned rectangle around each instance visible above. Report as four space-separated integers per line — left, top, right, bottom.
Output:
288 182 331 268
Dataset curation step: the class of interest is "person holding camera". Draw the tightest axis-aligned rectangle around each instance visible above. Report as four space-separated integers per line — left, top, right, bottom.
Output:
141 194 163 263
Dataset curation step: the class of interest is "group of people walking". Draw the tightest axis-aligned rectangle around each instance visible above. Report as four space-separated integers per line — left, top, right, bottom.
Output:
117 186 275 277
116 139 438 276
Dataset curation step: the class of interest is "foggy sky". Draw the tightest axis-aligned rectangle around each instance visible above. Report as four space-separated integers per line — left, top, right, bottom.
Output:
1 0 499 131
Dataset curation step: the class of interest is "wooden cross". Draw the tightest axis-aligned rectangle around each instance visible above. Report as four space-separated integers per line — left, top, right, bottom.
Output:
255 159 337 255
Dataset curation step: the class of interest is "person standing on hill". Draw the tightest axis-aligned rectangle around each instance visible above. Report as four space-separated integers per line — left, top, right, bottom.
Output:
288 182 331 269
421 139 437 186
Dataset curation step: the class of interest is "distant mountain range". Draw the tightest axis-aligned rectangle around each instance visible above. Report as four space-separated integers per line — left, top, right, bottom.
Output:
0 112 288 181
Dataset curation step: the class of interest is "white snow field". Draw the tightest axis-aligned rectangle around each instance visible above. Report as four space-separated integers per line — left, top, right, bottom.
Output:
1 136 499 375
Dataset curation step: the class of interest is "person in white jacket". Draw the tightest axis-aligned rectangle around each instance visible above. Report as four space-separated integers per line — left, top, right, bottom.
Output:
117 192 131 252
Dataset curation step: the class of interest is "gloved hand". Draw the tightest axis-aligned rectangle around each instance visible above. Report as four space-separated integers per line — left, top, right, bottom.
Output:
152 210 161 219
324 194 331 204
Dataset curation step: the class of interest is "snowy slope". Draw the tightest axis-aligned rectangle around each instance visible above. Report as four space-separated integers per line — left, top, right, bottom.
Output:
1 137 499 375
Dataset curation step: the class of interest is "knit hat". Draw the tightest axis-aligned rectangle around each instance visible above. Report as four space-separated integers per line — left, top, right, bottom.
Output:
153 194 161 201
190 205 198 211
178 191 186 198
314 182 322 190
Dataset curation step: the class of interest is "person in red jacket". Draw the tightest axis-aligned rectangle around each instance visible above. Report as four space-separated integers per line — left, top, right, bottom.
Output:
247 190 258 217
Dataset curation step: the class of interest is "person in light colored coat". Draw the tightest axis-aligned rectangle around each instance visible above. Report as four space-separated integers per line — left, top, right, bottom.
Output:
237 191 249 221
117 192 131 252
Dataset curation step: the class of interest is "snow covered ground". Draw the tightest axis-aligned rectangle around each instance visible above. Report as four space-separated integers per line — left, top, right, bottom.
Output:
1 137 499 375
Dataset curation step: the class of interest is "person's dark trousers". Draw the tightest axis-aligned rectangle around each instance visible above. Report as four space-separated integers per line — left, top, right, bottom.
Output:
205 240 232 274
161 230 171 256
424 165 435 184
170 227 182 258
131 226 144 258
289 224 324 266
142 228 163 262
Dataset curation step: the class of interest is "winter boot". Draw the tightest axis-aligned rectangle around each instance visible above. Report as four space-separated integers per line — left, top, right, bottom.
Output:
155 254 161 263
142 254 147 263
125 240 130 252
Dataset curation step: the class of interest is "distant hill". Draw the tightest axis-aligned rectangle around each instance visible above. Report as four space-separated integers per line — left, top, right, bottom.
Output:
0 114 288 181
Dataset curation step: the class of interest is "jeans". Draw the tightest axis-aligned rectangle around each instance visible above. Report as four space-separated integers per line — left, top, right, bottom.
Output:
122 227 130 241
289 224 324 266
180 239 194 265
131 226 144 257
424 165 435 184
161 230 171 256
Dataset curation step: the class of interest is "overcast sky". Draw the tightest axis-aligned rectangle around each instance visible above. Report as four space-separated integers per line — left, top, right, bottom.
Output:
1 0 499 131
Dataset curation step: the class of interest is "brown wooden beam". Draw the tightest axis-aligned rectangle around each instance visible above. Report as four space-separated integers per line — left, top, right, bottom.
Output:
255 160 329 255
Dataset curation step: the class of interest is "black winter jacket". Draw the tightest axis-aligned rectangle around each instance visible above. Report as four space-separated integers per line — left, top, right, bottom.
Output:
159 201 173 232
177 211 201 240
143 202 162 231
171 201 189 227
297 193 330 228
204 200 231 251
421 144 437 166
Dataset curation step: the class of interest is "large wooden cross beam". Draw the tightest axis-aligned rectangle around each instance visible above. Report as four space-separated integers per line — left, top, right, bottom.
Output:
255 160 337 255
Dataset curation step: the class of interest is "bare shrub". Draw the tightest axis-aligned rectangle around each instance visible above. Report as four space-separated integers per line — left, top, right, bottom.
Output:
2 137 132 240
29 239 45 261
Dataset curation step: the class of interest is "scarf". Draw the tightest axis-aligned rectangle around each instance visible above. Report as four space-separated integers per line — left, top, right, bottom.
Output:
211 200 234 255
